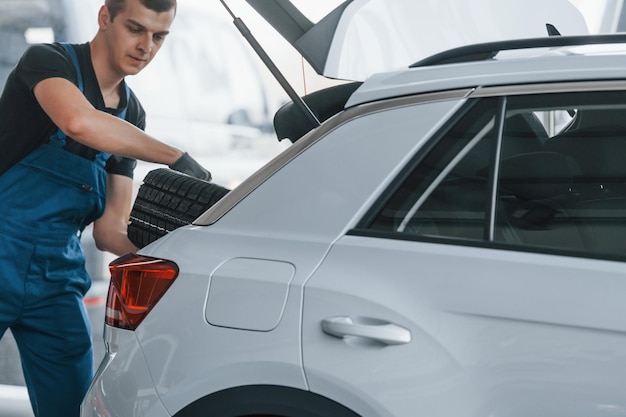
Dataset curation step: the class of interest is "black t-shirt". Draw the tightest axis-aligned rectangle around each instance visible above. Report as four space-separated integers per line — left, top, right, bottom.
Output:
0 42 144 177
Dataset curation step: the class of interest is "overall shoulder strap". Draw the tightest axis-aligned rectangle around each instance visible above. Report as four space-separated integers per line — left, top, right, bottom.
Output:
54 42 130 165
59 42 83 92
58 42 129 118
118 85 130 120
49 43 83 146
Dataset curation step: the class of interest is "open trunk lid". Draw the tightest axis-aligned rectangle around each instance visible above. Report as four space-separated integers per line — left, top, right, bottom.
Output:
246 0 589 81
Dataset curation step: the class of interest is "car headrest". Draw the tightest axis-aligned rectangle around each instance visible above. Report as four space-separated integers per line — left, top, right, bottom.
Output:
273 81 362 143
545 130 626 180
498 151 574 200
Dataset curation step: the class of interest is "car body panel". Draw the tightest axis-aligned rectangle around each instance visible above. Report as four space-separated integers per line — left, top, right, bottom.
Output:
205 257 295 331
132 229 311 414
85 97 465 415
80 329 170 417
210 100 462 237
302 236 626 417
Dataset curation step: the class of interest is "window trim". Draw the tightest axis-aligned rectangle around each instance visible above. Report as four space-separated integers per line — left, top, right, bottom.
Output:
347 227 626 263
485 97 507 241
471 80 626 98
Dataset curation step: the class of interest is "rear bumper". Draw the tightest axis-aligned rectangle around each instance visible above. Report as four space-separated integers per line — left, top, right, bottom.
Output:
80 327 170 417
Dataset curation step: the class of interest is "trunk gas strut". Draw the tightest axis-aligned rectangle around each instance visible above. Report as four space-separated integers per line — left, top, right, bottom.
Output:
219 0 321 133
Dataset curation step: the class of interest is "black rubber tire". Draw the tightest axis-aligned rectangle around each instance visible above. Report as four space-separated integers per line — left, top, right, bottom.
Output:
128 168 230 248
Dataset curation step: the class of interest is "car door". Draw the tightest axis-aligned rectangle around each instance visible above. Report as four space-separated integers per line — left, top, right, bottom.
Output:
302 88 626 417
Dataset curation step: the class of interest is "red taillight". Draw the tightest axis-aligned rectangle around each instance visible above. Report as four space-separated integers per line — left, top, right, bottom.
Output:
105 253 179 330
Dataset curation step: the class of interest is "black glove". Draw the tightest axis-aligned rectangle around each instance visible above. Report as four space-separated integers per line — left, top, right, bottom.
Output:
169 152 212 181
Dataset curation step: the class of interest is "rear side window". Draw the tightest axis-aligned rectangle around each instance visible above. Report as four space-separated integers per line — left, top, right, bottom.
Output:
369 98 498 240
366 90 626 259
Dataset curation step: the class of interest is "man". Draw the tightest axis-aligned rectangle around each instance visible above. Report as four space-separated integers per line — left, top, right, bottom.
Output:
0 0 208 415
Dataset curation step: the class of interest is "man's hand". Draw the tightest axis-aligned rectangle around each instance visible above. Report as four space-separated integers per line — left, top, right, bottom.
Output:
169 152 212 181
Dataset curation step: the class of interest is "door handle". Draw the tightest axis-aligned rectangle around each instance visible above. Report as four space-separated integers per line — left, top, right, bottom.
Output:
321 316 411 345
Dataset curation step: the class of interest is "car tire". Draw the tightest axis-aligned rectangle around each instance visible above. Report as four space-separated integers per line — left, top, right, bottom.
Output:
128 168 230 248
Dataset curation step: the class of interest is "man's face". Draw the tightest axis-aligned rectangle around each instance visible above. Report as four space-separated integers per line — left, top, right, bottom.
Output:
101 0 175 76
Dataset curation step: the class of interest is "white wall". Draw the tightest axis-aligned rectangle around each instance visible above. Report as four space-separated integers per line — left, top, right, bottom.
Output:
569 0 624 33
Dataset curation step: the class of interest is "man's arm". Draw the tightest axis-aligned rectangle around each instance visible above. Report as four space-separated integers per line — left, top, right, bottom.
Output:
92 173 138 256
34 77 182 164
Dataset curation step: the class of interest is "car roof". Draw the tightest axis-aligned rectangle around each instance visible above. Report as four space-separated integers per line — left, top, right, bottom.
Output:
272 34 626 142
348 34 626 107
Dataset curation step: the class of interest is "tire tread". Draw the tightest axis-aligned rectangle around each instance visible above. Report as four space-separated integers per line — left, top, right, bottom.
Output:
128 168 230 248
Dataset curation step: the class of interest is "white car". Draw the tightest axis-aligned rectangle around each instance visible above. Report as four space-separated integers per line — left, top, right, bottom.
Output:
83 1 626 416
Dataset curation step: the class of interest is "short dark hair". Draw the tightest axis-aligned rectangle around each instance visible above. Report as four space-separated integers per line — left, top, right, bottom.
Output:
105 0 177 21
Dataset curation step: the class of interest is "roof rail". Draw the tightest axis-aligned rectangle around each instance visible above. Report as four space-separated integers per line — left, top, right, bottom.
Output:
411 33 626 68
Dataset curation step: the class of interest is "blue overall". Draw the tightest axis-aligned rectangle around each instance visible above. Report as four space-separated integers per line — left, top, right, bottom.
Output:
0 43 129 416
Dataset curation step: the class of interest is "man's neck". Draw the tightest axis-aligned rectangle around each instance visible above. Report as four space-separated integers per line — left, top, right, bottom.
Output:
88 37 124 109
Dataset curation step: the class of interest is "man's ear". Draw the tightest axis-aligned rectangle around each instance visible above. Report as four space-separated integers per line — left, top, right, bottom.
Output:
97 5 111 29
